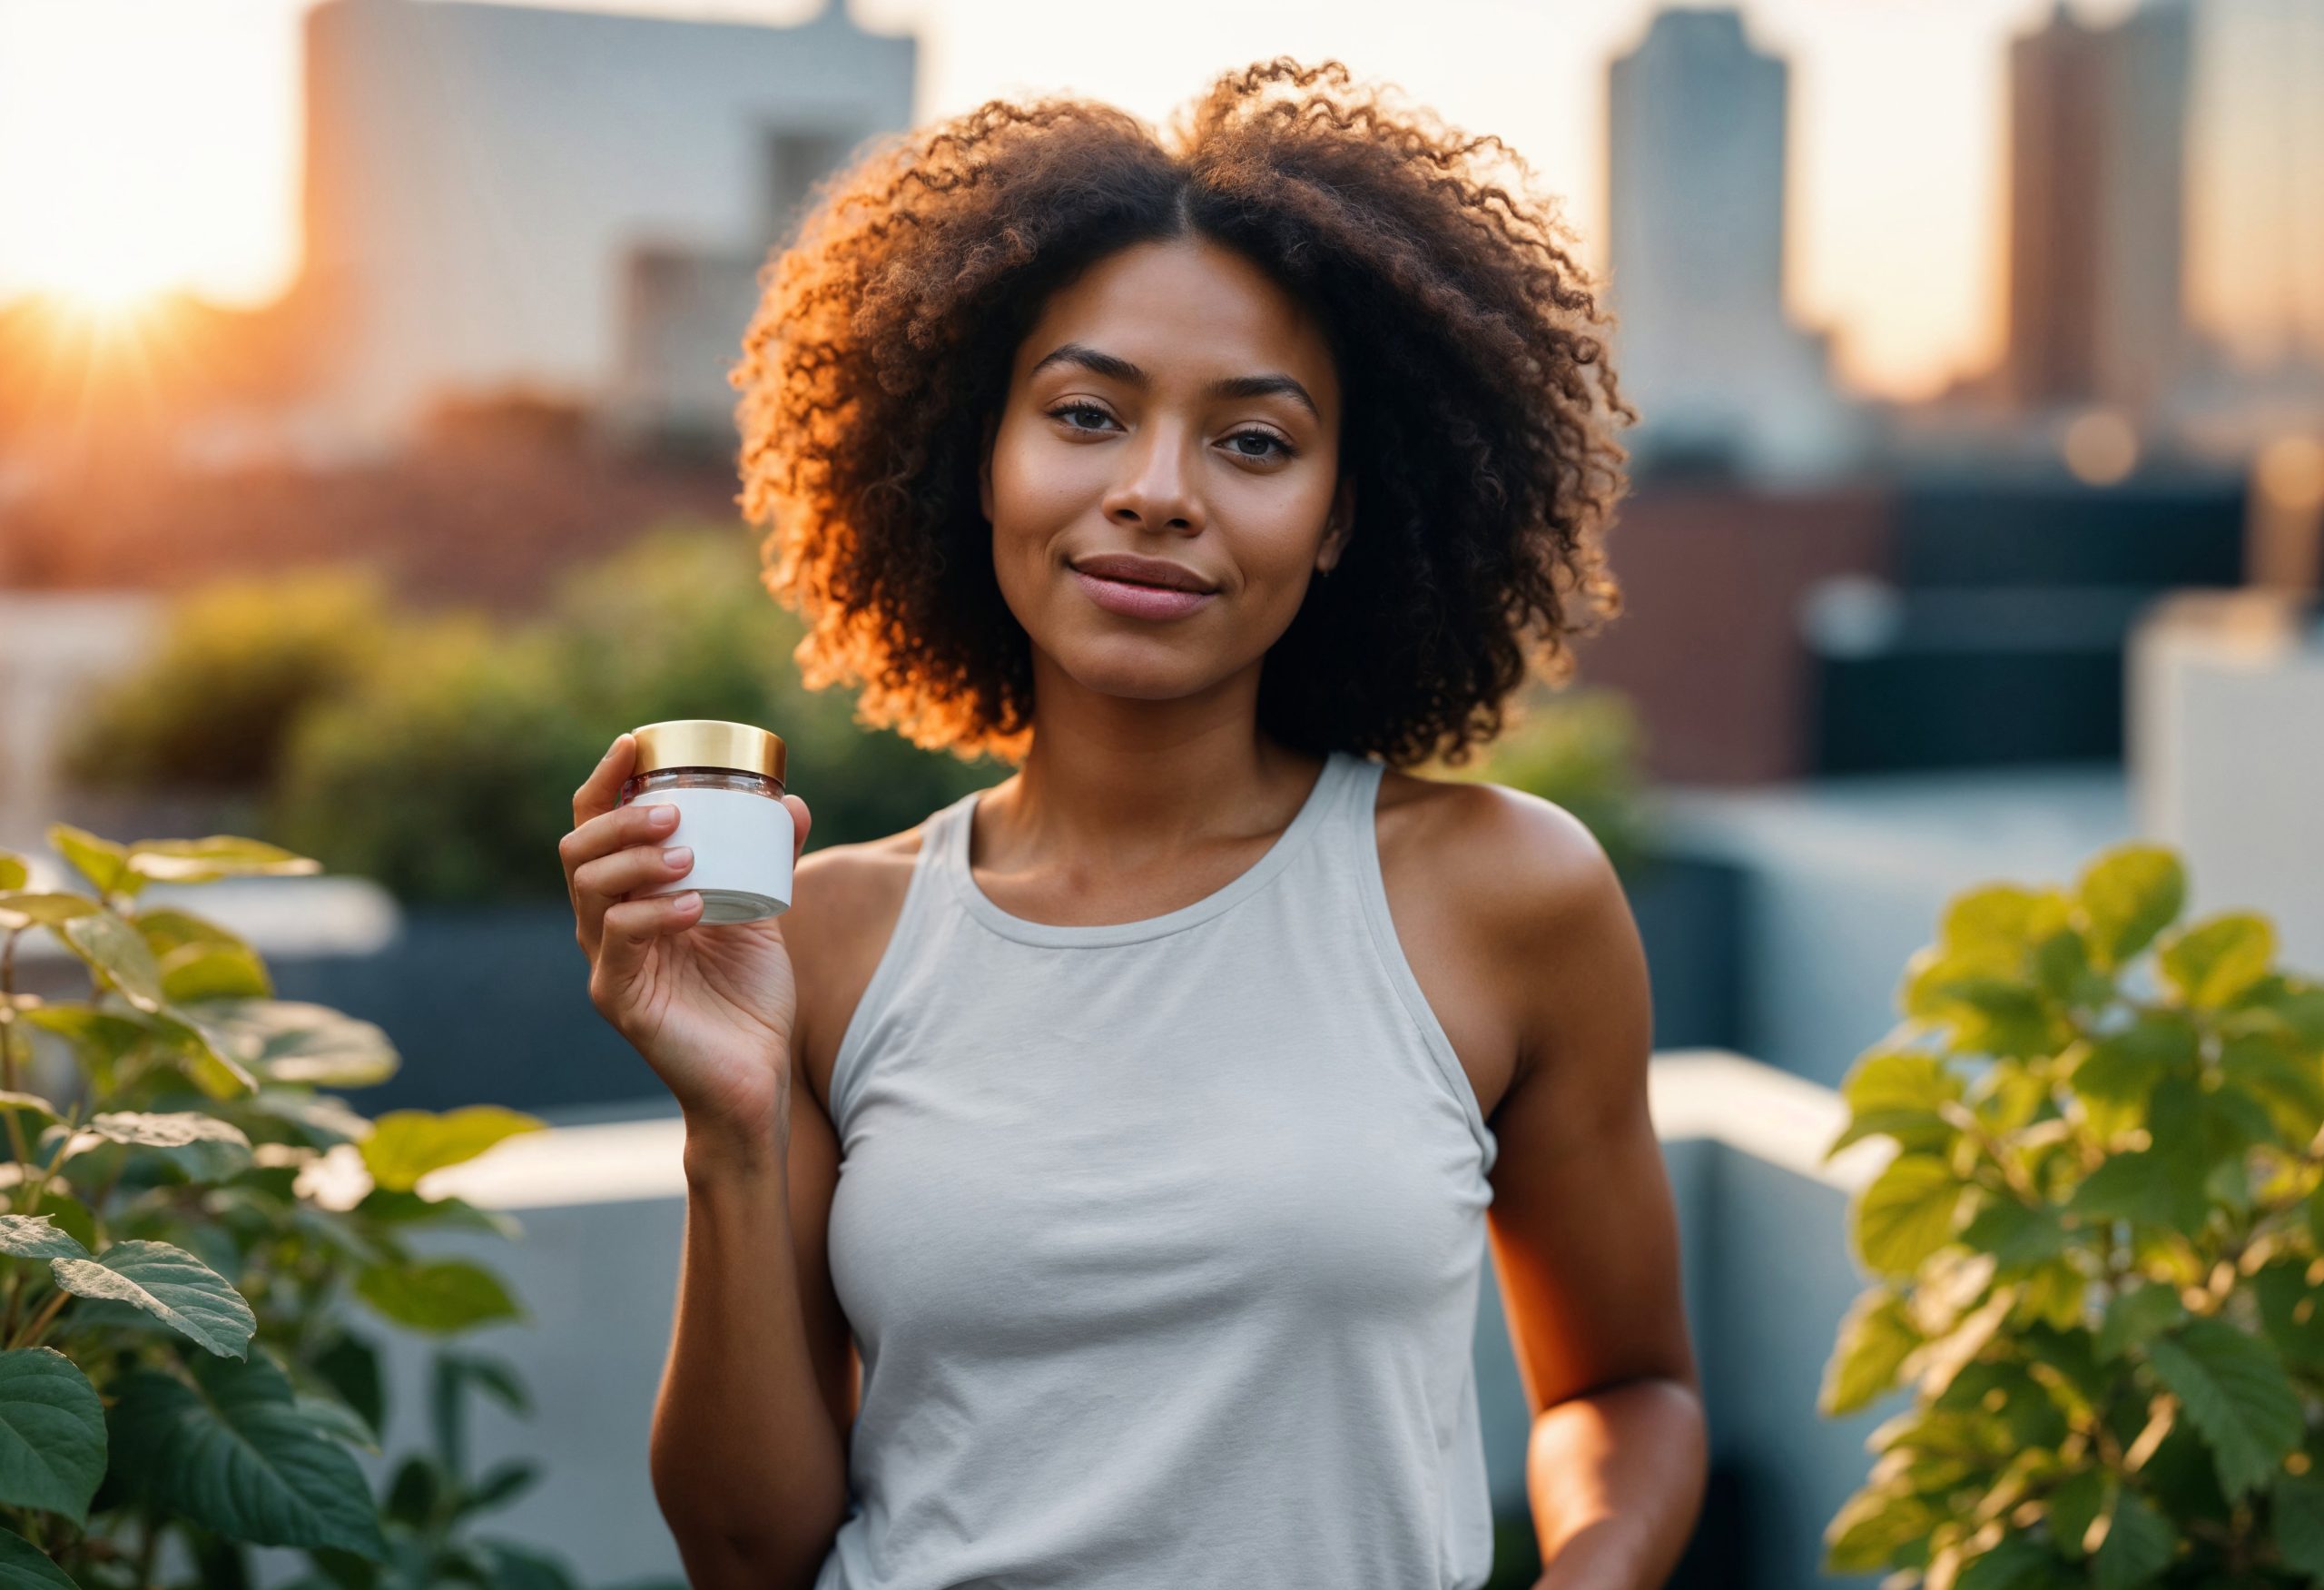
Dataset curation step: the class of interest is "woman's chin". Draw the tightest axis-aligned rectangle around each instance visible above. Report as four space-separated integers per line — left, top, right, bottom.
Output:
1047 639 1226 704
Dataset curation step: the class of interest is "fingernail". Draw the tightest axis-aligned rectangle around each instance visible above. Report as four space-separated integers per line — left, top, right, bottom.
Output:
651 805 677 825
664 846 691 868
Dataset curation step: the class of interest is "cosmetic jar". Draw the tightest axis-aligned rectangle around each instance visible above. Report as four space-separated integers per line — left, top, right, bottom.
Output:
617 719 792 923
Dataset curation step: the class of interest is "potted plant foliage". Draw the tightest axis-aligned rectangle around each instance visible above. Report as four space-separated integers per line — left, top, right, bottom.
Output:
1818 841 2324 1587
0 824 596 1586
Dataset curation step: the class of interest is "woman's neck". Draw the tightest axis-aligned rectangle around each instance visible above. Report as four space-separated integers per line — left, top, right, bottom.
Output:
975 685 1320 874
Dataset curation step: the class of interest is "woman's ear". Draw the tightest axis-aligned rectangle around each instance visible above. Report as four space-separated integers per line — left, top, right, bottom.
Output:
1317 475 1356 575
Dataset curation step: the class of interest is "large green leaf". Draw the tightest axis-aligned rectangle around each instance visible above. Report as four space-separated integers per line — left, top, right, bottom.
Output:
0 854 24 893
1943 884 2074 958
130 906 274 1002
1855 1153 1970 1277
1960 1193 2068 1273
1829 1050 1962 1157
311 1331 384 1442
242 1087 373 1150
0 1093 60 1130
2157 912 2274 1009
2274 1473 2324 1578
54 909 163 1012
1822 1287 1922 1416
2250 1261 2324 1374
70 1111 254 1181
2070 1076 2211 1232
172 999 399 1089
46 823 133 897
2046 1466 2106 1557
130 905 251 961
158 943 273 1003
106 1353 386 1559
354 1259 522 1334
0 894 97 931
0 1217 87 1262
2076 844 2184 970
1955 1531 2064 1589
1902 953 2062 1060
50 1239 256 1358
355 1187 521 1240
2142 1318 2302 1501
0 1526 79 1586
142 1004 260 1099
2065 1150 2197 1231
2095 1284 2185 1362
1824 1483 1941 1574
26 1200 94 1259
2032 926 2112 1010
0 1348 106 1524
16 1006 155 1101
2217 1032 2324 1146
359 1106 544 1193
2089 1478 2175 1589
471 1537 578 1590
123 835 321 885
2069 1013 2196 1141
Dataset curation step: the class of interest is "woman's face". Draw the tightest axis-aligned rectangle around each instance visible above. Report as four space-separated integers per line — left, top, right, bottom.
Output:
980 236 1353 706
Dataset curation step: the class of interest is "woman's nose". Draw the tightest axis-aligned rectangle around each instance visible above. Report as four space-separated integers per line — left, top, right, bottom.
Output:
1101 424 1204 534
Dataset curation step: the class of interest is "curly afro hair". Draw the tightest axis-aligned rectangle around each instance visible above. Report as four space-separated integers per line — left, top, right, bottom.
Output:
732 56 1633 770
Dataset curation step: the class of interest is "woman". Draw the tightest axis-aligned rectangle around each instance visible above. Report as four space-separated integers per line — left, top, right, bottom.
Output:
560 57 1705 1590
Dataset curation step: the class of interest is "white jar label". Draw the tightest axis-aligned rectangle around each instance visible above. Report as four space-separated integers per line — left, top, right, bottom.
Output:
630 785 794 922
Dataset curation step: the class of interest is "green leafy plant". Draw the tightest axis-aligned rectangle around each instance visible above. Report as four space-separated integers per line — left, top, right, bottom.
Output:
1818 841 2324 1587
56 568 395 795
0 825 549 1585
281 1348 683 1590
261 520 999 903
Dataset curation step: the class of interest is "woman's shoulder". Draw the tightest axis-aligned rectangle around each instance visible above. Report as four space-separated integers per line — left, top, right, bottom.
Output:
1374 761 1605 888
1373 763 1621 989
784 814 944 1116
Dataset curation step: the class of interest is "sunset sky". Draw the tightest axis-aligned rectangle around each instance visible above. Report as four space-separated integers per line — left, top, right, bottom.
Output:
0 0 2145 402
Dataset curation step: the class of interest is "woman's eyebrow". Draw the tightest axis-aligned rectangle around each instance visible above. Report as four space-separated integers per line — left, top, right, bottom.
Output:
1029 341 1320 422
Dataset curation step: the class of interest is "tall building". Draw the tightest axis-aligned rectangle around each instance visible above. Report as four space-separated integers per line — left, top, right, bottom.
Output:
2184 0 2324 374
297 0 916 450
1605 7 1861 484
2004 0 2195 415
2097 1 2195 411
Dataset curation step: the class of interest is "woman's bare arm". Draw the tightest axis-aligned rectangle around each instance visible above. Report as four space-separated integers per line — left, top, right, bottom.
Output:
648 855 862 1590
1466 790 1709 1590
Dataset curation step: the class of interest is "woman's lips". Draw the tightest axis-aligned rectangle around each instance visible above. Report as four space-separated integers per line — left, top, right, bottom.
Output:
1070 568 1218 621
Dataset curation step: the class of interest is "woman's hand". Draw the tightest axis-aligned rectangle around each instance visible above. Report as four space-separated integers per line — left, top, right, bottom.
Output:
561 732 812 1151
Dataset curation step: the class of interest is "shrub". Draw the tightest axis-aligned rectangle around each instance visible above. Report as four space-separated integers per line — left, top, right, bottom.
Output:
271 615 600 906
0 825 590 1585
271 521 999 904
1818 841 2324 1587
56 568 394 792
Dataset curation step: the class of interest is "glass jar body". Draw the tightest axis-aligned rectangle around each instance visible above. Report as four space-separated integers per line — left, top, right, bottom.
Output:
616 765 793 923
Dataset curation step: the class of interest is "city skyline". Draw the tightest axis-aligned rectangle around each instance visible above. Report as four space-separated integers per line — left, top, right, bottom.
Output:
0 0 2205 407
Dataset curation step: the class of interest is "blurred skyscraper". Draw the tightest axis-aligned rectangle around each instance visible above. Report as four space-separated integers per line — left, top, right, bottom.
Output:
2004 0 2194 417
295 0 916 451
2183 0 2324 380
1604 6 1865 485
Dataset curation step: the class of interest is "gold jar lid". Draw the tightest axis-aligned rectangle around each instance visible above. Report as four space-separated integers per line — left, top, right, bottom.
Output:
630 719 787 785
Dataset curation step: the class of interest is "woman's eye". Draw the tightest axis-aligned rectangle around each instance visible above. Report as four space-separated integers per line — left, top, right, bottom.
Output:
1226 430 1292 461
1049 402 1116 432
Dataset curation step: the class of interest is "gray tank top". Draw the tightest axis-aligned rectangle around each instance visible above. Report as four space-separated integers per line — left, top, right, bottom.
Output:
813 748 1501 1590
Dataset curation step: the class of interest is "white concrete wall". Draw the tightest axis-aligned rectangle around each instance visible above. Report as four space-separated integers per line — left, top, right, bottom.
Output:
2129 588 2324 971
0 590 161 839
